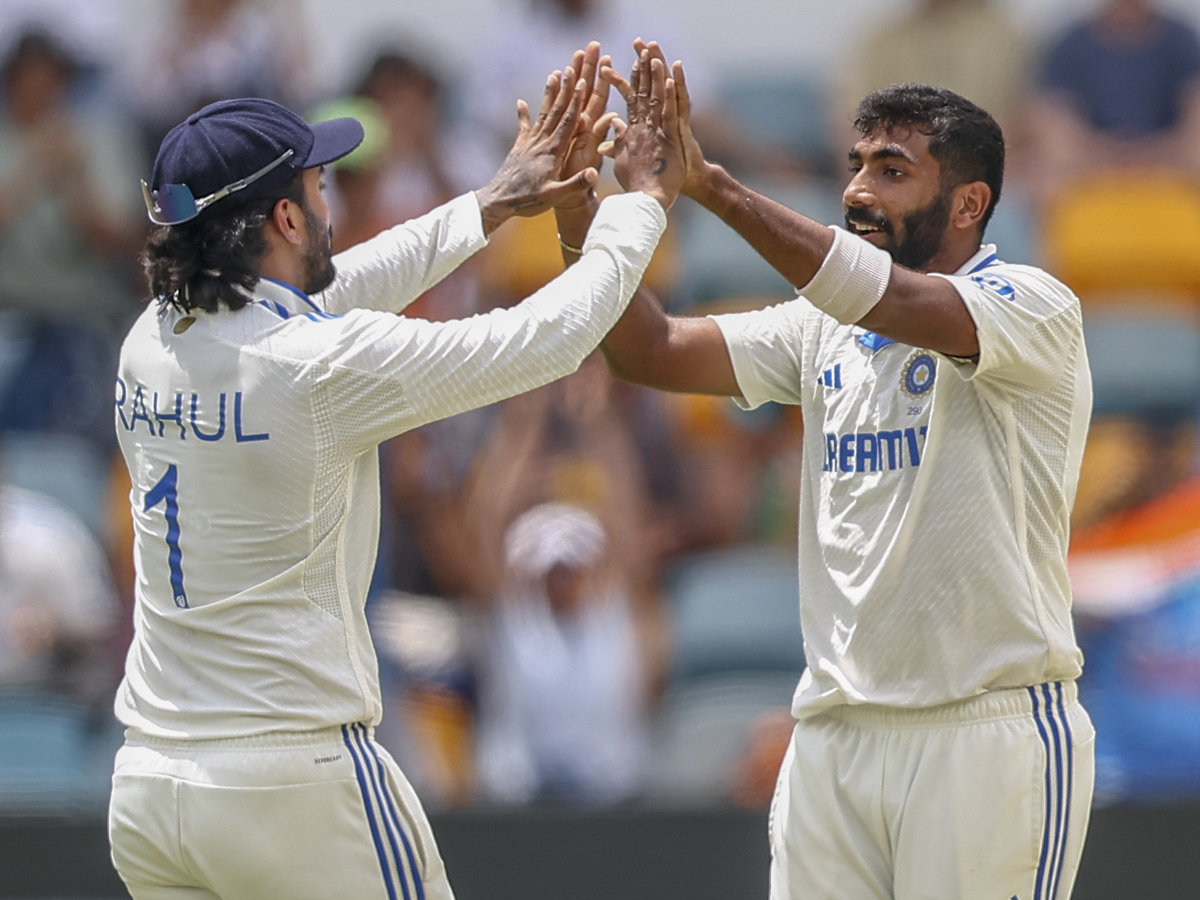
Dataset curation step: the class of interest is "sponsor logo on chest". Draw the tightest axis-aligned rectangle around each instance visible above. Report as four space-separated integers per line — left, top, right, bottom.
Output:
818 345 937 475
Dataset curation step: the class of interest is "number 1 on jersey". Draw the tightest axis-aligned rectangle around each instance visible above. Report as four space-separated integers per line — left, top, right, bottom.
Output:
145 464 188 608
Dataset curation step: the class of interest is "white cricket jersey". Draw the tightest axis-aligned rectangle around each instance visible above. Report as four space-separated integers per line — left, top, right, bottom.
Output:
114 191 667 739
713 242 1091 717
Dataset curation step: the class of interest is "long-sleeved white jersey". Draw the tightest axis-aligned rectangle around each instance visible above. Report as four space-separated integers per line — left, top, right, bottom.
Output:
713 242 1092 717
114 191 667 739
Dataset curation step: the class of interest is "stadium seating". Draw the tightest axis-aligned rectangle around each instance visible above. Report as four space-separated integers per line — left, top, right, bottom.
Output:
1083 307 1200 418
648 546 803 802
717 71 832 167
664 545 804 682
0 432 111 538
0 694 114 813
675 179 843 308
1044 171 1200 303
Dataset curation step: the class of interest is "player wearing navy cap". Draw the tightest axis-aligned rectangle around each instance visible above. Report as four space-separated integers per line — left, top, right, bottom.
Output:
107 46 684 900
593 42 1094 900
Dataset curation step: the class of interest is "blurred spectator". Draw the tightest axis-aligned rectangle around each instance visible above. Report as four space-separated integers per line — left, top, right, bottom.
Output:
0 482 119 707
1029 0 1200 190
0 0 121 92
131 0 312 161
474 502 650 806
454 359 675 805
354 48 491 320
308 95 391 252
659 391 803 552
1070 474 1200 800
0 30 142 451
834 0 1033 172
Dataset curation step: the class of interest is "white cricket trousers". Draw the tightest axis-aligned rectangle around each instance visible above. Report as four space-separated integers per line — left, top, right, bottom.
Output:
769 681 1095 900
108 723 455 900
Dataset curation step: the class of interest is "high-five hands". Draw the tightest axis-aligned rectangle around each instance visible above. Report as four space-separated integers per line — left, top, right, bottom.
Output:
474 65 596 235
609 40 711 200
599 48 685 211
557 42 617 210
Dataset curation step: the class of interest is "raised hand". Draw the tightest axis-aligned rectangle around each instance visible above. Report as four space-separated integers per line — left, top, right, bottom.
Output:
558 42 616 209
474 66 595 235
629 40 710 199
599 48 685 210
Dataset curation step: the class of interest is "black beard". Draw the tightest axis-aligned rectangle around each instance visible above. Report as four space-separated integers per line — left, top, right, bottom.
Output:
301 205 337 294
844 190 951 271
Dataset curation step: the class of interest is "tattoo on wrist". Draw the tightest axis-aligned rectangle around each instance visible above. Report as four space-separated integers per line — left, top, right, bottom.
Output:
652 157 667 175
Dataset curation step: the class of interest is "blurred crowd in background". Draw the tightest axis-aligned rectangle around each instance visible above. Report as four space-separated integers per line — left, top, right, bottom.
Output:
2 0 1200 813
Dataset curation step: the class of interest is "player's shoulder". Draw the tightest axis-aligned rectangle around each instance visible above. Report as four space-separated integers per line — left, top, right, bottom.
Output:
957 259 1081 317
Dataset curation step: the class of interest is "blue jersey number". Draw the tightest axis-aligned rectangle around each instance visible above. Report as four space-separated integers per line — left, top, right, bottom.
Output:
144 464 188 608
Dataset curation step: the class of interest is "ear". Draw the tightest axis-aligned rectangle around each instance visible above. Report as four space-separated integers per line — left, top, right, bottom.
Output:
951 181 992 233
270 197 304 246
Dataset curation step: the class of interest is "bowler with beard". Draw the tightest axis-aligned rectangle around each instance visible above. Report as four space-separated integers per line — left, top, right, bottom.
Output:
107 60 684 900
596 49 1094 900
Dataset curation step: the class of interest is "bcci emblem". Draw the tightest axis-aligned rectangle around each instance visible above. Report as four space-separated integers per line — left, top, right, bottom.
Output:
901 351 937 397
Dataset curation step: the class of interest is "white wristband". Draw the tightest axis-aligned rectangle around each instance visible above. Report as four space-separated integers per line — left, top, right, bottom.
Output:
797 225 893 325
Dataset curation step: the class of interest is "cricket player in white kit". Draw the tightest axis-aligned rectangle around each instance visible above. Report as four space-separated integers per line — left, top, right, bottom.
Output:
597 46 1094 900
107 47 685 900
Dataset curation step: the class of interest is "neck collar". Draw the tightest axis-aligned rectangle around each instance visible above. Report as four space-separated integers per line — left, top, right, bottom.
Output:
255 276 326 319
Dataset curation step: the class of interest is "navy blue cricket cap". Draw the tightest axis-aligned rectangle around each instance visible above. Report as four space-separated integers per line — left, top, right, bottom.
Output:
149 98 364 220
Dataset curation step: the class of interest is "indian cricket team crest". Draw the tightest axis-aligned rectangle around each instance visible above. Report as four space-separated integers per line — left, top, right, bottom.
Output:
901 351 937 397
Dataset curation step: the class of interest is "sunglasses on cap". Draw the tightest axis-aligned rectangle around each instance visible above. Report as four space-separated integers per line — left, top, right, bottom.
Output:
141 148 295 226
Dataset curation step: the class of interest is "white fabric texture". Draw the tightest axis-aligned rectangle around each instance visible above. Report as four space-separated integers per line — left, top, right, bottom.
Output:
711 243 1092 717
110 726 453 900
768 683 1095 900
113 190 667 740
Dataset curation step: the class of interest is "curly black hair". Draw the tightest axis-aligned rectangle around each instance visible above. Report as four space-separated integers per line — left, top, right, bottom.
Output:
854 83 1005 233
142 172 305 313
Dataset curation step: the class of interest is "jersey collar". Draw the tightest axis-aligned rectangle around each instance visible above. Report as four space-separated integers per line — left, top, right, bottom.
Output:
956 243 1001 276
856 243 1002 353
254 276 327 319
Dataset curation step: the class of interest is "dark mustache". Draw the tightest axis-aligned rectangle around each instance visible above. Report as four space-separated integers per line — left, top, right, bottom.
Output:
844 207 892 234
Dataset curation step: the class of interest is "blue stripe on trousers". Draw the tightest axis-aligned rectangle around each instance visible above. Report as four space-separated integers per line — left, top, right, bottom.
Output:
1028 686 1055 900
351 725 414 900
1028 683 1074 900
1041 683 1067 900
342 724 399 900
1048 683 1075 900
359 729 427 900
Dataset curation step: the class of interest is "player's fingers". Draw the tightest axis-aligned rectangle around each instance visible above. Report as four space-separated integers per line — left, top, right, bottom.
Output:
597 117 627 157
627 52 645 123
592 110 619 141
516 98 531 133
644 40 669 68
569 48 585 86
544 167 599 200
663 77 678 138
634 49 651 121
649 57 667 127
551 78 587 146
578 42 600 97
584 54 612 122
548 66 578 132
535 71 560 126
600 66 633 108
673 60 692 124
